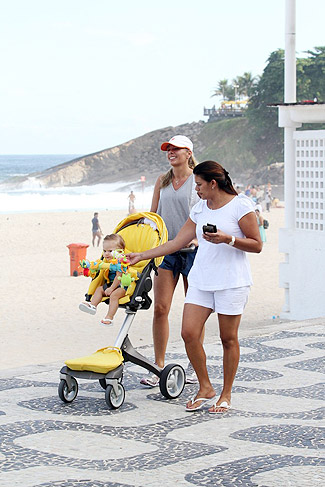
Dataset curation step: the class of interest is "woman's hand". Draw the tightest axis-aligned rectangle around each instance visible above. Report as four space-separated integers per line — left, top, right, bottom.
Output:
202 229 228 245
127 252 142 265
203 213 262 253
188 238 198 247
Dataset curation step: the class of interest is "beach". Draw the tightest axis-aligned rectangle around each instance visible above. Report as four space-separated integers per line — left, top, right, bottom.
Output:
0 206 285 371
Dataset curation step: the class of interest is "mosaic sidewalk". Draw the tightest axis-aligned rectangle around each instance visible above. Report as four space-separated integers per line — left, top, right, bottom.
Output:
0 323 324 486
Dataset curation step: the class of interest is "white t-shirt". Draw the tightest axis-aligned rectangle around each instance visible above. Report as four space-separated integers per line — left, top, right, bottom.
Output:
188 194 255 291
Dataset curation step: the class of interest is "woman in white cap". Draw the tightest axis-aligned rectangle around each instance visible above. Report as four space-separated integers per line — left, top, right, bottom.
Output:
140 135 200 387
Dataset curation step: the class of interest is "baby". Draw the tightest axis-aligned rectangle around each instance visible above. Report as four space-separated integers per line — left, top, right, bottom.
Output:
79 234 127 326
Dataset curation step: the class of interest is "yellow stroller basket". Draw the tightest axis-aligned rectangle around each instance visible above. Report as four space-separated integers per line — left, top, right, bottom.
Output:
59 212 186 410
65 347 124 374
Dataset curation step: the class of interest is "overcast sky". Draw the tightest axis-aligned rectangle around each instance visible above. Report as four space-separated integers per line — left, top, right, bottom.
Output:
1 0 324 155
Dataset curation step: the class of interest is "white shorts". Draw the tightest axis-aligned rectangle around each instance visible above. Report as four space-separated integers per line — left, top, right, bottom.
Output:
184 285 250 315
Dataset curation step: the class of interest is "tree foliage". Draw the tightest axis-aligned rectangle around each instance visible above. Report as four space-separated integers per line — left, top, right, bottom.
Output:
246 50 284 162
236 72 259 98
211 79 234 101
246 47 325 164
298 47 325 101
211 72 257 101
210 47 325 166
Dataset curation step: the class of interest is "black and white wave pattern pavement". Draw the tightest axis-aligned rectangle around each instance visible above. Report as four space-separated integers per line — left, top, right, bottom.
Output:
0 324 324 486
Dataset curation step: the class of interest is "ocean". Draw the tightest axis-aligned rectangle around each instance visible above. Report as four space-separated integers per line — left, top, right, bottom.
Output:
0 155 153 213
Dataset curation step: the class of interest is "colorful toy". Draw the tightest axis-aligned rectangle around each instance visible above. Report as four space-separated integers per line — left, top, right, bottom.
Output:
119 255 131 273
118 272 135 290
79 259 109 278
111 249 125 260
80 251 135 290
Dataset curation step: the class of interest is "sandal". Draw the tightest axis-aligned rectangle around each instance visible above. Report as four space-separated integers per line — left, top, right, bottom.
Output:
100 318 114 326
185 395 216 412
79 302 97 315
208 401 231 414
140 373 159 387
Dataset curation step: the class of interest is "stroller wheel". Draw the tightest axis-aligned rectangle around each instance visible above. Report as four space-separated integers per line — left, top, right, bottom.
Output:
99 374 123 390
58 377 78 403
159 364 185 399
105 383 125 409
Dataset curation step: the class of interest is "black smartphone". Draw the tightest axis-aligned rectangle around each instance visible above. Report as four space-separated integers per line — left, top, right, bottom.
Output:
203 223 217 234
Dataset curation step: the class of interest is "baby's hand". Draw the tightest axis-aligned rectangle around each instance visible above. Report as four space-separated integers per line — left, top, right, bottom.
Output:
104 288 112 297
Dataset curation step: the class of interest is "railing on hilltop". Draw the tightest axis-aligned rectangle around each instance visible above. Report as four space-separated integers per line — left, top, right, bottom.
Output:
204 100 248 122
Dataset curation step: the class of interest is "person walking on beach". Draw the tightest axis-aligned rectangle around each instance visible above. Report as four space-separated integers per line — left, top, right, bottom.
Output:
140 135 200 387
128 191 136 214
265 183 272 212
255 204 266 243
92 212 103 247
79 234 127 326
128 160 262 412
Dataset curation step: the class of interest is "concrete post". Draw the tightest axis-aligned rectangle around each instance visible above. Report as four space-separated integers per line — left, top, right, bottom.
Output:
284 0 296 230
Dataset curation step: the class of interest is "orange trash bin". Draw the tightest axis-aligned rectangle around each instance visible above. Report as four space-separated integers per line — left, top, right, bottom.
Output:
67 243 89 276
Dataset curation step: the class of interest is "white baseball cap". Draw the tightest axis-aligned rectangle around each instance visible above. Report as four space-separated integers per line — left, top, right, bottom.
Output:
161 135 193 152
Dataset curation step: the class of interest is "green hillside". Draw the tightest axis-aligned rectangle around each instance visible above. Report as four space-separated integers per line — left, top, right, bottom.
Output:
199 118 258 171
196 116 284 184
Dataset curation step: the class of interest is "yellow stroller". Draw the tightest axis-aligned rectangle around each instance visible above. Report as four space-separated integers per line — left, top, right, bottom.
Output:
58 212 186 409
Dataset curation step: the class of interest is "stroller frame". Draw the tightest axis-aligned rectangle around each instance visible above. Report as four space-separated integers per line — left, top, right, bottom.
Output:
59 257 186 409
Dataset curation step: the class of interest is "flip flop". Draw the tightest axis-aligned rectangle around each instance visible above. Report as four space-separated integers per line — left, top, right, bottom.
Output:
100 318 114 326
208 401 231 414
185 395 216 412
79 302 97 315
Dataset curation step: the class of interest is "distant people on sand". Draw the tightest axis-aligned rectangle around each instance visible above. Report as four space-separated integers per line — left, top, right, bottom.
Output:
255 204 266 243
128 191 136 214
250 186 257 203
265 182 272 212
245 185 251 197
244 183 274 212
92 212 103 247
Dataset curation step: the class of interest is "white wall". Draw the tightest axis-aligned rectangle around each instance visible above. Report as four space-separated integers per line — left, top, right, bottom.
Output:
279 129 325 320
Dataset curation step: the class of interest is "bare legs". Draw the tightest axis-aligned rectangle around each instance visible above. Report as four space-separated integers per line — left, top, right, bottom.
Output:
152 269 205 369
90 285 126 321
181 303 241 411
90 286 106 308
181 304 215 406
211 313 241 411
92 231 102 247
152 268 179 368
104 287 126 321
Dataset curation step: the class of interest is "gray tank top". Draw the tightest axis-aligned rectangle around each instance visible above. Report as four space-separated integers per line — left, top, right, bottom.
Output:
157 175 199 240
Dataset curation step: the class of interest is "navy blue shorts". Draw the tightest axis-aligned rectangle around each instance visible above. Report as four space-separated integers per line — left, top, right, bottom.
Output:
159 247 198 278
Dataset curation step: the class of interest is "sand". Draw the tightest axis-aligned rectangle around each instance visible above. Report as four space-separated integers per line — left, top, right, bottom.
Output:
0 206 285 371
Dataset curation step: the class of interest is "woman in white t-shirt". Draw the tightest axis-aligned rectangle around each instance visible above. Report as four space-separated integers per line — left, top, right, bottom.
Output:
128 160 262 413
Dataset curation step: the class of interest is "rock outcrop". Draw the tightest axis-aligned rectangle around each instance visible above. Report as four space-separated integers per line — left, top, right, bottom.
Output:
4 118 284 190
8 122 204 190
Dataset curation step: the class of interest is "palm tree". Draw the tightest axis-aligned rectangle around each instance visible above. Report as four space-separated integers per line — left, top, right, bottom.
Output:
237 72 258 98
211 79 230 100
